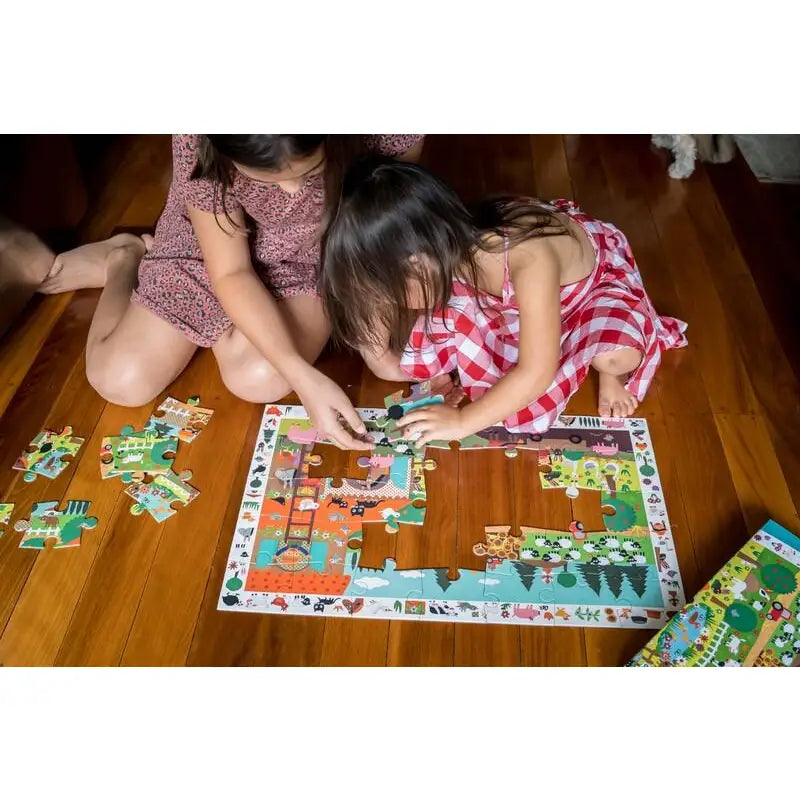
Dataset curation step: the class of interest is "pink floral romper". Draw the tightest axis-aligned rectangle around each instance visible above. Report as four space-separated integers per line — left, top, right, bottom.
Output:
132 134 424 347
401 200 688 433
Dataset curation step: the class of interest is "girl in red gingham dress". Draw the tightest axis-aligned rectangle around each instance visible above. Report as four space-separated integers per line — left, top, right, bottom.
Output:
39 135 423 449
321 157 687 445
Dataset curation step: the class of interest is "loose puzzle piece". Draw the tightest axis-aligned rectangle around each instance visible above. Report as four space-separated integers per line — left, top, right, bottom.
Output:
124 469 199 522
99 425 178 480
13 500 97 549
146 395 214 443
472 525 524 561
0 503 14 536
13 426 85 483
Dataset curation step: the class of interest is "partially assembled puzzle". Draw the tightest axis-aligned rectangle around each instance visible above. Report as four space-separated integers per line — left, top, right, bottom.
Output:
629 520 800 666
219 383 684 628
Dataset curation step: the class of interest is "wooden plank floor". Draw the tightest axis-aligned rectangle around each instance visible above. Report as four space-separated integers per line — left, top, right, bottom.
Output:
1 134 798 666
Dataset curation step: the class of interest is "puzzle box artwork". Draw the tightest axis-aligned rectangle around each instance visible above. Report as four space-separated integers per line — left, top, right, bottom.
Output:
629 520 800 666
219 401 684 628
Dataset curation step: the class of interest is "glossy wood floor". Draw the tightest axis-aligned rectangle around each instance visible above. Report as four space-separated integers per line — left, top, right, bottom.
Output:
1 135 798 666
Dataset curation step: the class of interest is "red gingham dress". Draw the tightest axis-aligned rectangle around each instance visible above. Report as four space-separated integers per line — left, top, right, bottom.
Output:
400 200 688 433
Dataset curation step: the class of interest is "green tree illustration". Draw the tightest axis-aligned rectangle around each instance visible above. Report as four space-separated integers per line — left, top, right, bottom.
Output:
513 561 538 591
602 497 636 531
435 568 452 592
556 564 577 588
639 455 655 477
760 563 797 594
619 565 648 598
577 563 603 595
603 565 625 598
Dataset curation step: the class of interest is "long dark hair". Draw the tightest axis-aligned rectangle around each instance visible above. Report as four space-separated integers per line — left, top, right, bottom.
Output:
190 134 364 231
321 156 570 352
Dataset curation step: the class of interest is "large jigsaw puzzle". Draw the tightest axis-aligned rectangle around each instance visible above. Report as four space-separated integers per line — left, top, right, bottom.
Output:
13 426 84 483
219 388 684 628
14 500 97 549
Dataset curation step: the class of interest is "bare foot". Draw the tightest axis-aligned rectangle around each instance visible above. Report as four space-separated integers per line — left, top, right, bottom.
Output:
38 232 153 294
598 372 639 418
0 220 55 285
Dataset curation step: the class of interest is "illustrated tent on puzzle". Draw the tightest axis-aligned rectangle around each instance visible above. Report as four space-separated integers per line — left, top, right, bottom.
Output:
218 384 684 628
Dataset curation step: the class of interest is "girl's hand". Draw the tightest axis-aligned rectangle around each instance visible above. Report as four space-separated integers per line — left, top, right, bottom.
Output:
397 403 468 448
297 372 373 451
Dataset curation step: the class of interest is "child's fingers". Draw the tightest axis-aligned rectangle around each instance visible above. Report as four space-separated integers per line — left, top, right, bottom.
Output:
338 402 367 434
396 409 432 428
333 422 373 451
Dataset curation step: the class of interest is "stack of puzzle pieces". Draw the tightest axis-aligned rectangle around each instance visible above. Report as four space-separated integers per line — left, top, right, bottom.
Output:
100 396 213 522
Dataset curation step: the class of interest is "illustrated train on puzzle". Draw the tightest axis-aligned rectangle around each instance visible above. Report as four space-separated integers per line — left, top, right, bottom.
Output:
219 381 684 627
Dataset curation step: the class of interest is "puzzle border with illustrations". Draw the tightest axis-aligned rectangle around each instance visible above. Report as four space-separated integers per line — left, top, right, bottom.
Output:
218 404 684 627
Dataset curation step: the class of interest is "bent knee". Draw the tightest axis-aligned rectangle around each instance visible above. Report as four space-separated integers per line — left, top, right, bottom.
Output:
86 357 161 407
591 347 643 375
220 360 291 404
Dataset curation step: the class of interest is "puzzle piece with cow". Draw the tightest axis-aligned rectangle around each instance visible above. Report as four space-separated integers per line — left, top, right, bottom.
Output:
14 500 97 549
218 396 684 627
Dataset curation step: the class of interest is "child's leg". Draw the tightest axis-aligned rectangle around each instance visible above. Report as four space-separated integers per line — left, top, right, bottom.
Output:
0 216 55 338
592 347 643 418
68 237 197 406
212 294 330 403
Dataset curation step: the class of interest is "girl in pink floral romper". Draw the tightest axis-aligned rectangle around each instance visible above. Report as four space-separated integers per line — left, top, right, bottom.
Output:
42 135 423 448
321 158 687 445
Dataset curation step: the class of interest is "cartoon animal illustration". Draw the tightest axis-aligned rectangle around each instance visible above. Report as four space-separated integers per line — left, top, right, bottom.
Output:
271 597 289 612
274 468 296 487
513 605 540 621
725 633 743 655
286 425 319 445
342 598 364 615
472 525 523 561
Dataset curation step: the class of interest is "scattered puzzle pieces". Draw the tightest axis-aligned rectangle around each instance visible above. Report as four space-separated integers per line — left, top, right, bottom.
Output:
146 396 214 443
100 425 178 480
124 469 199 522
13 500 97 549
13 426 84 483
0 503 14 536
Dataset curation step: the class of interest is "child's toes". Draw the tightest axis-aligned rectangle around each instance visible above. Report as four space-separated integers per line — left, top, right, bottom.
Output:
598 398 612 418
